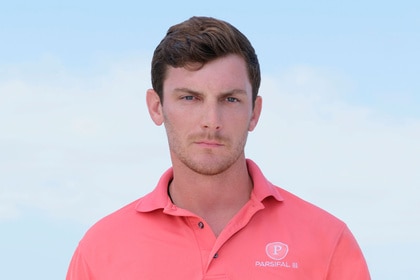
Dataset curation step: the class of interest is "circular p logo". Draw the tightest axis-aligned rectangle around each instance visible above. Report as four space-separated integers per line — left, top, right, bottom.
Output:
266 242 289 260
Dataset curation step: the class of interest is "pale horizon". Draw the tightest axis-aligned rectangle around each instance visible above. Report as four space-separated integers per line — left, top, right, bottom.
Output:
1 1 419 279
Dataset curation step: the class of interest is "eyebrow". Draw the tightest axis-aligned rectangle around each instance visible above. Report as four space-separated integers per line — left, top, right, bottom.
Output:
173 88 201 95
173 87 247 96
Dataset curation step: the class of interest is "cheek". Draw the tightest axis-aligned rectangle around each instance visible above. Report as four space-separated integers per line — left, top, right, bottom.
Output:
165 106 202 127
163 111 193 140
229 111 254 130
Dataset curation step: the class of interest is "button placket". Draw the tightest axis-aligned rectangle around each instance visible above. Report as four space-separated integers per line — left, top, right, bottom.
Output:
186 217 217 274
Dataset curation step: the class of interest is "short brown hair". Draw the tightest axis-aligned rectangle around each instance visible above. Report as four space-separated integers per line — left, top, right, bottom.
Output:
151 16 261 104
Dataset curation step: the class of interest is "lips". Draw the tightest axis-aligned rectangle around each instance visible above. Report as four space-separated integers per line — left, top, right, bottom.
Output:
195 140 224 147
193 139 224 148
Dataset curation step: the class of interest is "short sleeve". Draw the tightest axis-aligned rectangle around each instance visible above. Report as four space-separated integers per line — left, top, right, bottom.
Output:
66 245 93 280
326 226 371 280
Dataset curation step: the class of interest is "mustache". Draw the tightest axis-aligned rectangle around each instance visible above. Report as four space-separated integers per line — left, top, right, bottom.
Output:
190 133 227 143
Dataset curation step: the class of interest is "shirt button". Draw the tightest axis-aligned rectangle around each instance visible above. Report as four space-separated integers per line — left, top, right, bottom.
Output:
213 253 219 258
198 221 204 229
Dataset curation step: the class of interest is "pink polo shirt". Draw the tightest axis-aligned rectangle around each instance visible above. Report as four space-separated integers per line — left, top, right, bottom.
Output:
67 159 370 279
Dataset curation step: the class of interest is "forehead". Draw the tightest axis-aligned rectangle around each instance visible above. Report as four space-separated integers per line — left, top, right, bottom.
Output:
163 54 252 94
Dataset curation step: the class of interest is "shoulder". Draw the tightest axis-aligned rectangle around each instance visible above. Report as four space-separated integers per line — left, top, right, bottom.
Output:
78 199 142 247
266 185 347 233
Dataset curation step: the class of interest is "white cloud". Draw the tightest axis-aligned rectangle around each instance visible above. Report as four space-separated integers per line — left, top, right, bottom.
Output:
1 58 419 247
0 54 170 223
247 65 420 243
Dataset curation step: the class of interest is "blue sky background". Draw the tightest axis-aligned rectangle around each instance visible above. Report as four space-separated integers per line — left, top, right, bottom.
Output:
1 1 419 279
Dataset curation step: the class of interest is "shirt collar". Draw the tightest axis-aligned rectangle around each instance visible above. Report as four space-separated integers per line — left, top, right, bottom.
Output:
135 159 283 213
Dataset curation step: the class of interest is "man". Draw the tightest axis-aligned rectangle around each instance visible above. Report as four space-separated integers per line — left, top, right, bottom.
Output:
67 16 370 279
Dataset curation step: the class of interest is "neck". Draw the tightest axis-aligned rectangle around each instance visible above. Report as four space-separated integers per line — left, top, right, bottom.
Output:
169 158 252 235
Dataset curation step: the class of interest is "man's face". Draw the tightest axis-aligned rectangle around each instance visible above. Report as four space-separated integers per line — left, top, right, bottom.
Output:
156 54 261 175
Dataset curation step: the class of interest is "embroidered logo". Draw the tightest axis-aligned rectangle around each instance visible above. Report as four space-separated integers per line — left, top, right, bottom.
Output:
255 241 298 269
265 242 289 260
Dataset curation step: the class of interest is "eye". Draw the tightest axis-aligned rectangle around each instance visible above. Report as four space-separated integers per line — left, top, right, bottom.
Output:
226 97 239 103
182 96 195 101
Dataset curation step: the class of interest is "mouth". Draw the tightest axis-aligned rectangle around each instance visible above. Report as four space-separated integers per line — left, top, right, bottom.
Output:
194 140 224 148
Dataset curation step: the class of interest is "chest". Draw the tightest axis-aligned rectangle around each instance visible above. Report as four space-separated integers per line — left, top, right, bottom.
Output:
90 212 335 280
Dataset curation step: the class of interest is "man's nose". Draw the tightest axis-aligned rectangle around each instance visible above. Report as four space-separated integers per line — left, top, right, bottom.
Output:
201 102 222 130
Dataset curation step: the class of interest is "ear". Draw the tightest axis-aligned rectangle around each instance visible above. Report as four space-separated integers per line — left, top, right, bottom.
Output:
248 96 262 132
146 89 164 126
